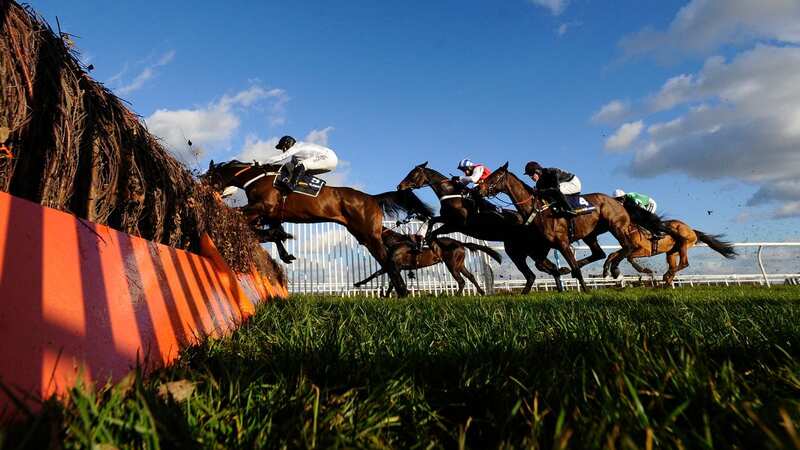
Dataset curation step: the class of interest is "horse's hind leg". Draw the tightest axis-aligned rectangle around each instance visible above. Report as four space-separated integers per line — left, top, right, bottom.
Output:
627 257 653 275
354 268 387 287
557 241 587 291
663 251 679 286
360 233 409 298
506 241 537 294
445 262 467 295
573 233 606 270
461 268 485 295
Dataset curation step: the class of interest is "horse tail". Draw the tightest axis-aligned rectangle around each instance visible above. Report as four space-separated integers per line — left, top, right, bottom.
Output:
463 242 503 264
695 230 737 259
621 199 676 238
374 190 435 220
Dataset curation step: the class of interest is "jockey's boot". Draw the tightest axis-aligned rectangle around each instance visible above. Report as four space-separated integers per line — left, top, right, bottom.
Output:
553 190 577 217
288 163 306 191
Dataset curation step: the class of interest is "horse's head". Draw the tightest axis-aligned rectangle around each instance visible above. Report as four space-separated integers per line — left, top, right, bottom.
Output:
397 161 430 190
477 162 510 198
200 159 253 192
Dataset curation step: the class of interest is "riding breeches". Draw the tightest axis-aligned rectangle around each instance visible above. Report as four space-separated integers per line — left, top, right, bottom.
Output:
559 176 581 195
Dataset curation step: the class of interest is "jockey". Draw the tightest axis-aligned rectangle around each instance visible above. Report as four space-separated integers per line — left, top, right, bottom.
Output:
264 135 339 190
454 158 501 214
454 158 492 187
524 161 581 216
614 189 657 213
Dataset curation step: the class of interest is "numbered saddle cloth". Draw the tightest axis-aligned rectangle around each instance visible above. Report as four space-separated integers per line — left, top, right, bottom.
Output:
275 164 327 197
566 195 596 215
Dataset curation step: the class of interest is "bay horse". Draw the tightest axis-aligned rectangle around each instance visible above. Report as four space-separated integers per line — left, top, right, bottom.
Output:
202 160 434 297
354 228 503 295
397 162 566 293
604 218 736 285
478 163 666 291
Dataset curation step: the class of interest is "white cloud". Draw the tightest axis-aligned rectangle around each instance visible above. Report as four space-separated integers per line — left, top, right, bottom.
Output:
236 135 281 163
604 121 643 151
591 99 630 124
620 0 800 60
145 85 286 165
117 50 175 95
528 0 568 16
304 126 335 146
605 45 800 218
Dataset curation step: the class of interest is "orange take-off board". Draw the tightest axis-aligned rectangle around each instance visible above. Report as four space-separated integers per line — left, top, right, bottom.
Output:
0 192 284 419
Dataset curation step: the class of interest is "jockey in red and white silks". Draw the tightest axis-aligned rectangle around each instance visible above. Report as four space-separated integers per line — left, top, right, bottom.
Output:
456 158 492 186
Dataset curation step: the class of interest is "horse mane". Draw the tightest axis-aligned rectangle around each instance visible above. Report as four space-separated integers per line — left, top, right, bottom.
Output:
423 166 447 182
503 168 538 197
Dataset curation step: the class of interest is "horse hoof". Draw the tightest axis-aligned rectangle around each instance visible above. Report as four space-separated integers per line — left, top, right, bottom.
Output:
280 254 296 264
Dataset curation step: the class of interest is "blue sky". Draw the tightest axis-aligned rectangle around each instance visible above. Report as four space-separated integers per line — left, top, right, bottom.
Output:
34 0 800 242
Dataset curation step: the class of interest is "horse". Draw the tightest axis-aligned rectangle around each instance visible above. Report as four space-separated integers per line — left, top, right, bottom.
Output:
477 163 668 291
202 160 434 297
397 162 566 293
604 217 736 285
353 228 503 296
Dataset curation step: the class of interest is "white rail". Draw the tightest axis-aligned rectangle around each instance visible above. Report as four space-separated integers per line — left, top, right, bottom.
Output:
268 222 800 295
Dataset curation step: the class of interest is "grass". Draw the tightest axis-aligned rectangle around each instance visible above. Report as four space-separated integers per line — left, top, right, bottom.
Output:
3 286 800 449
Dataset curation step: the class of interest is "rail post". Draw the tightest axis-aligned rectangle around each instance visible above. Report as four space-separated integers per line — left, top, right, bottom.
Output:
757 245 770 287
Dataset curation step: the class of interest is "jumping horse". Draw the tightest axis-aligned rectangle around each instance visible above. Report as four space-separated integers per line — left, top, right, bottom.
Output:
203 160 434 297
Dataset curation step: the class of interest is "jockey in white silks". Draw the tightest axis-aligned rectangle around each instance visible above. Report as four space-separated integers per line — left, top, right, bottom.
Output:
222 135 338 197
265 135 338 190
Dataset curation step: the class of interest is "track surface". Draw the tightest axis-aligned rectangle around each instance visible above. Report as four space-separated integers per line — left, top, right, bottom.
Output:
4 287 800 449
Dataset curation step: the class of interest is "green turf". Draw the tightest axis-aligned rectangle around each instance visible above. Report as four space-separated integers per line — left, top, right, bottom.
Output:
4 287 800 449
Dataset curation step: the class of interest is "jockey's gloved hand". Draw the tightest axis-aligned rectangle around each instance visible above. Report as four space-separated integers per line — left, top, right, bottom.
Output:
450 176 460 183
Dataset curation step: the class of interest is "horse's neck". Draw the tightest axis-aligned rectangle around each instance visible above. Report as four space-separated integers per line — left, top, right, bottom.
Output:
424 169 453 197
505 174 535 215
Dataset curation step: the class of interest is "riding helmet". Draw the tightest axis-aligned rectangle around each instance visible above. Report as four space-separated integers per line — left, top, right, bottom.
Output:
524 161 543 176
613 189 626 198
458 158 474 170
276 135 297 151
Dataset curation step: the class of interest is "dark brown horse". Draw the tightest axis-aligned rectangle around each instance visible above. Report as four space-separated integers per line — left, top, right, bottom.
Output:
605 218 736 285
354 228 503 295
203 160 434 297
478 163 657 291
397 162 566 293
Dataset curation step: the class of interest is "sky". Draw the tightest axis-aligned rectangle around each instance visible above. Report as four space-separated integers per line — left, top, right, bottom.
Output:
33 0 800 244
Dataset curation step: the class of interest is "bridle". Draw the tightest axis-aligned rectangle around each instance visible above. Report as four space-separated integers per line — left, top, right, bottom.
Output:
481 170 552 225
212 162 279 194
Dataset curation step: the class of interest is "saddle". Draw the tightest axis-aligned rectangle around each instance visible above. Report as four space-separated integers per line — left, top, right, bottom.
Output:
275 164 326 197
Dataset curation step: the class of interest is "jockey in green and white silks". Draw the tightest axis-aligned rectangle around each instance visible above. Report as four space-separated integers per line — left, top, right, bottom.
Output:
614 189 657 213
